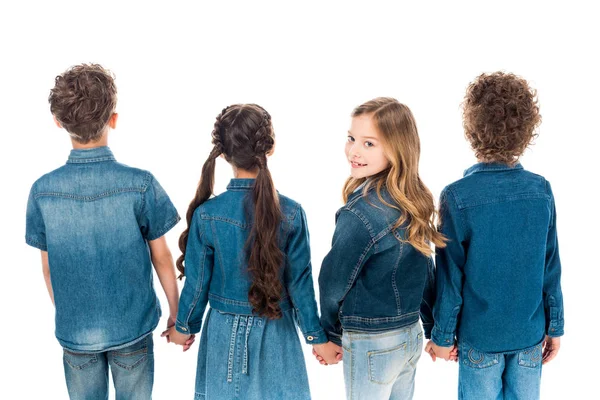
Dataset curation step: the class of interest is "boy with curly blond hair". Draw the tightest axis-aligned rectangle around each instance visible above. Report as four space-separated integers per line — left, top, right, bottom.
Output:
426 72 564 400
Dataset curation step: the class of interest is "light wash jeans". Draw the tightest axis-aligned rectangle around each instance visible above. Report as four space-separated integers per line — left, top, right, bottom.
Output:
342 321 423 400
458 339 543 400
63 334 154 400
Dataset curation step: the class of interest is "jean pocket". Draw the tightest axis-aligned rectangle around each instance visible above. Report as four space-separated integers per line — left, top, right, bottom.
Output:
63 350 98 370
368 343 407 384
460 345 499 369
518 344 542 368
110 339 149 371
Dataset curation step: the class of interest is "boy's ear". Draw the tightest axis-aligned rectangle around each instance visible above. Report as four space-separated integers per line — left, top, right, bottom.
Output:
53 116 62 128
108 113 118 129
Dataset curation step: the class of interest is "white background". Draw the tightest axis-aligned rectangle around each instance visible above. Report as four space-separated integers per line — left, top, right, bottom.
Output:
0 1 597 398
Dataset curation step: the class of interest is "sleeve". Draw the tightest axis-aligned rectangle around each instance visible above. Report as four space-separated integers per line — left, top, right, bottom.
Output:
543 181 564 337
431 188 466 347
420 256 436 339
25 184 47 251
175 210 213 334
284 206 328 344
139 173 181 241
318 209 374 346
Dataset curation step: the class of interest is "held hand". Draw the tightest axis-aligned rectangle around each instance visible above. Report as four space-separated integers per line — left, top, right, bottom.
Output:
313 342 343 365
542 336 560 364
425 340 457 362
161 326 193 350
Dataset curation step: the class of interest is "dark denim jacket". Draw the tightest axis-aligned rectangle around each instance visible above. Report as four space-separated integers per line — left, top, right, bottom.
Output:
318 185 435 346
432 163 564 353
175 179 327 344
25 147 180 351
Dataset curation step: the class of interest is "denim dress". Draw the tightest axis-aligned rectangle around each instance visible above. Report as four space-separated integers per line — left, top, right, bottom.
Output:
175 179 327 400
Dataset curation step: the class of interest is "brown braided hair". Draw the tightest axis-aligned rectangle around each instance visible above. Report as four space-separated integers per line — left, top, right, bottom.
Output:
177 104 284 319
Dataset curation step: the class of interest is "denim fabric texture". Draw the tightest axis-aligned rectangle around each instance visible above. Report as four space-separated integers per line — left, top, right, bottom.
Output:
63 333 154 400
319 185 436 346
457 339 543 400
25 147 180 351
175 178 326 345
193 308 311 400
342 321 423 400
432 162 564 353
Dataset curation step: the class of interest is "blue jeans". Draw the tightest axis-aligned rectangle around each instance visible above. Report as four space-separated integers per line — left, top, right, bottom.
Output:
342 322 423 400
458 340 543 400
63 334 154 400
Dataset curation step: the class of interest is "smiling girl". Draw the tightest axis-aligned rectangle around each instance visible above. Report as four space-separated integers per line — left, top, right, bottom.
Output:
318 97 446 400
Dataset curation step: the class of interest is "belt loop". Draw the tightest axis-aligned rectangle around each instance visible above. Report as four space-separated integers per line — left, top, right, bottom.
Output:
227 315 240 383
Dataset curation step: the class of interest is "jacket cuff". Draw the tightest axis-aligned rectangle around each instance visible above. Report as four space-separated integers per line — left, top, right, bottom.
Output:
326 331 342 347
302 328 328 345
547 320 564 337
431 325 455 347
175 319 202 335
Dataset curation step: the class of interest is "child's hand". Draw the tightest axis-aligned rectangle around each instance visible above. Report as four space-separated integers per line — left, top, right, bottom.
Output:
312 342 343 365
425 340 457 362
542 335 560 364
161 326 196 351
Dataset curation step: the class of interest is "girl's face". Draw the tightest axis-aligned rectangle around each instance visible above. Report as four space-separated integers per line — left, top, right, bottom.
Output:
346 114 390 179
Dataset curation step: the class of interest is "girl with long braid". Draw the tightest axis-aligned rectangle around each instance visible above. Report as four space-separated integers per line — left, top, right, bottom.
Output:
165 104 340 400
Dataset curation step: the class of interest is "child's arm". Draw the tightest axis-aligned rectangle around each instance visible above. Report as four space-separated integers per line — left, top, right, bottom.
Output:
318 209 374 346
41 251 54 305
420 256 436 340
542 182 564 362
283 206 328 346
431 188 466 349
149 236 179 327
170 209 213 346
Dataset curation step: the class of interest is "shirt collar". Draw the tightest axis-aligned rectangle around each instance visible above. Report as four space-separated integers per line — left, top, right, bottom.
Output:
67 146 116 164
464 162 523 177
226 178 256 190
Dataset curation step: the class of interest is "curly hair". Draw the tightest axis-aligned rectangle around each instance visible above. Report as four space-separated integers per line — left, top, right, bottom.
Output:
462 72 541 165
48 64 117 144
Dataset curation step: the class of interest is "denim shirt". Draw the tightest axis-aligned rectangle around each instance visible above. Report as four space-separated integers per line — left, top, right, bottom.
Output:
175 179 327 344
318 185 436 346
432 162 564 353
25 147 180 352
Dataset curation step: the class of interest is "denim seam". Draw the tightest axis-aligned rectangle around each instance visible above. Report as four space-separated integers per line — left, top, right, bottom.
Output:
456 193 550 210
184 232 207 329
66 156 116 164
391 240 403 315
545 179 555 228
201 214 249 229
146 215 181 241
446 187 468 235
208 220 226 292
341 311 418 323
34 187 143 201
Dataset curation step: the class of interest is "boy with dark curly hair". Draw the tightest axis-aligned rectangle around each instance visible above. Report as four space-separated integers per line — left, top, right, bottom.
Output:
25 64 184 399
425 72 564 399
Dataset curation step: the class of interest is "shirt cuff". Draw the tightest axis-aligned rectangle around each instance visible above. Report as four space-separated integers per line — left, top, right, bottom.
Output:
175 319 202 335
431 325 455 347
422 322 434 340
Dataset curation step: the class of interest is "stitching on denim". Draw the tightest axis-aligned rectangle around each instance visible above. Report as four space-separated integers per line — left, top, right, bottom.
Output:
391 241 404 315
146 215 181 241
209 220 226 292
457 192 550 210
184 231 207 329
66 156 116 164
446 187 469 235
34 187 143 201
201 214 249 229
341 311 419 323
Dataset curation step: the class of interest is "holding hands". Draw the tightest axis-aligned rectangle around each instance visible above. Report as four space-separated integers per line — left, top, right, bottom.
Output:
161 316 196 352
312 342 343 366
424 340 458 362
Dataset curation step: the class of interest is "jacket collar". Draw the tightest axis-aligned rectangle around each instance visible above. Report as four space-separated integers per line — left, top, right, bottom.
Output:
67 146 116 164
464 162 523 177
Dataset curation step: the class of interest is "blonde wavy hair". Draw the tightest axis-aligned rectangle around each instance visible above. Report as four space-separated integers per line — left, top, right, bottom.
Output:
343 97 446 256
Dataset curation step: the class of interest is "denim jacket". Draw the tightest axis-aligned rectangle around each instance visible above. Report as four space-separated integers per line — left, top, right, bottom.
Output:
432 162 564 353
25 147 180 352
318 185 435 346
175 179 327 344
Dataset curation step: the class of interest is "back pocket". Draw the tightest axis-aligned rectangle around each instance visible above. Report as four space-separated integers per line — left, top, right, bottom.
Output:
110 338 149 371
368 343 407 384
63 350 98 370
460 344 499 369
518 343 542 368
